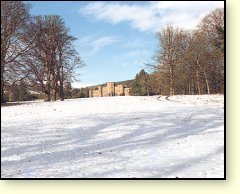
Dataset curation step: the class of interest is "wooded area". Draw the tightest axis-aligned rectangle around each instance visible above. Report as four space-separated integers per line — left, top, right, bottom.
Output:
1 1 84 103
131 8 224 96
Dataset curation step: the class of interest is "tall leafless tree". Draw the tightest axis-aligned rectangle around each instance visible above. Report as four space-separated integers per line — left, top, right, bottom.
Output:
1 1 31 102
24 15 84 101
199 8 224 54
150 8 224 96
199 8 224 89
155 26 187 95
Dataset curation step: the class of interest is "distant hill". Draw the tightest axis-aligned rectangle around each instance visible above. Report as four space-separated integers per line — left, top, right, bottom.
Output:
115 79 134 88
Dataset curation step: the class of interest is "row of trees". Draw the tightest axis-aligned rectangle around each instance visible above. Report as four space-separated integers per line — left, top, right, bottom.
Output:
1 1 84 103
153 8 224 95
131 8 224 96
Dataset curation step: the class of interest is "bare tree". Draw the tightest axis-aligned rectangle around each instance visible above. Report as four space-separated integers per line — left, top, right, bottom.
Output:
198 8 224 91
54 29 85 101
1 1 31 102
199 8 224 54
147 8 224 96
150 17 224 95
155 26 187 95
24 15 84 101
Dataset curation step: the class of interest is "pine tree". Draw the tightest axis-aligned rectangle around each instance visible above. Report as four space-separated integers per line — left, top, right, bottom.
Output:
131 69 149 96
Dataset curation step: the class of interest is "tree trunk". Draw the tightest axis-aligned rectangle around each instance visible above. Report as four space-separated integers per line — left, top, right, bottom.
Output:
54 89 57 101
1 68 5 103
60 65 64 101
60 82 64 101
45 92 51 101
1 57 6 103
196 70 201 95
45 67 51 101
196 60 210 94
188 83 191 95
169 66 174 95
203 69 210 94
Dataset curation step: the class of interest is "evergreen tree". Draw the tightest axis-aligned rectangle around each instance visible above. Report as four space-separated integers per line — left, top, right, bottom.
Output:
131 69 149 96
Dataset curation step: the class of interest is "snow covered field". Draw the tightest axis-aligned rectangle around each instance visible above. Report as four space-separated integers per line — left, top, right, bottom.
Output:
1 95 224 178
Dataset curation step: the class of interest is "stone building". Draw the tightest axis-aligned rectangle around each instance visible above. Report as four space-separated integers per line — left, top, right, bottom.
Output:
89 82 130 97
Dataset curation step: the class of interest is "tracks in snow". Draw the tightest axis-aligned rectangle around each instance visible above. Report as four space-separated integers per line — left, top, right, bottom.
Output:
155 95 185 104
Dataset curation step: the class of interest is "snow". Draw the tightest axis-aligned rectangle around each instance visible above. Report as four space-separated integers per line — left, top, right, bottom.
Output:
1 95 224 178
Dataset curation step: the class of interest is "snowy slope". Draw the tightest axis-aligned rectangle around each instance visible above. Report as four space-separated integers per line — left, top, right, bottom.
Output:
1 95 224 178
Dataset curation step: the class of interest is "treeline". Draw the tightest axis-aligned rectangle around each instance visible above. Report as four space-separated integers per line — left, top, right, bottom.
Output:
131 8 224 96
1 1 84 103
5 80 75 102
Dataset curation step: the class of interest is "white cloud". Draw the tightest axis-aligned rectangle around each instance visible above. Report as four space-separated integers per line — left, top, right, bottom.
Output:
125 50 149 57
80 1 224 32
91 36 119 53
152 1 224 29
78 34 96 45
77 35 119 55
121 59 148 68
80 2 156 31
72 82 95 88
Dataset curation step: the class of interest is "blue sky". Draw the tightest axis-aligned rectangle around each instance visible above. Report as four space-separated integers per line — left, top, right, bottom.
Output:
30 1 224 88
